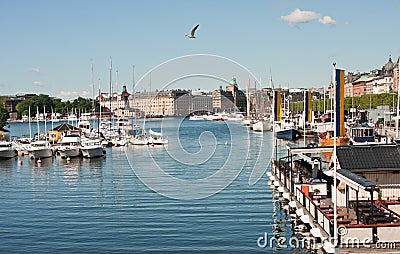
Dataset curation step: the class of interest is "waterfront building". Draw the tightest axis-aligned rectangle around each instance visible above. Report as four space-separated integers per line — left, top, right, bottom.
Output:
328 55 399 98
174 91 213 116
352 74 370 97
212 78 247 113
1 93 37 121
212 86 235 112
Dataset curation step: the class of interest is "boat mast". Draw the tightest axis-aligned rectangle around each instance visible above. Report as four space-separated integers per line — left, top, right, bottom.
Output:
28 106 32 139
98 79 101 138
51 107 54 130
44 105 47 140
36 106 40 140
109 56 113 127
246 78 250 117
91 63 95 112
132 65 136 126
116 69 119 117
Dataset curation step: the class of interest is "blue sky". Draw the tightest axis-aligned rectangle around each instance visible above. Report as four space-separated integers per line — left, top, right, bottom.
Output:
1 0 400 100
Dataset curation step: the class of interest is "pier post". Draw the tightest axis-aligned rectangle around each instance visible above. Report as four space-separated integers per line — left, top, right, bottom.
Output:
356 191 360 224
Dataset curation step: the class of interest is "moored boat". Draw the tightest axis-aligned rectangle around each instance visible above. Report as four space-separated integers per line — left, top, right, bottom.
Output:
318 130 349 147
252 118 273 132
81 138 105 158
274 117 301 141
130 136 149 145
148 129 168 145
275 128 301 140
57 134 81 158
0 141 17 159
188 115 204 121
28 140 53 159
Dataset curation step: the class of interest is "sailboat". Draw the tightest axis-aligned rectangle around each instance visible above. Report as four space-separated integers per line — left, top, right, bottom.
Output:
252 79 273 132
241 78 253 126
28 107 54 159
273 91 300 141
148 129 168 145
129 65 150 145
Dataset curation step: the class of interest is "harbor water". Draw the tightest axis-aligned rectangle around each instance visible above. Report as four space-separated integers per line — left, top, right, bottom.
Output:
0 118 305 253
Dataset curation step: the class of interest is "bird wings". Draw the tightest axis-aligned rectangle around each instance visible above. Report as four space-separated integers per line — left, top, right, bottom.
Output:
191 24 199 36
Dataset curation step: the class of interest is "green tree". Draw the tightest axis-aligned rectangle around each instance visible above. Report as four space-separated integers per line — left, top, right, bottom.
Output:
0 100 9 130
15 94 99 119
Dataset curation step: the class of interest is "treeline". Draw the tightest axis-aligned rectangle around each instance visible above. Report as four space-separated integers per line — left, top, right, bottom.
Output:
15 94 100 119
290 93 398 113
0 98 8 130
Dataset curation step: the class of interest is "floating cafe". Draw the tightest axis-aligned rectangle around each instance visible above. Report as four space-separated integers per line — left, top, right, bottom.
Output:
3 68 400 253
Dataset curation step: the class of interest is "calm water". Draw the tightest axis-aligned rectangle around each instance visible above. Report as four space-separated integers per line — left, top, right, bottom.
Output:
0 119 304 253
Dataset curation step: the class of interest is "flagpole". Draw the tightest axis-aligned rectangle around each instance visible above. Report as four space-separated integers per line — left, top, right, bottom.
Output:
333 63 338 249
303 90 306 146
396 69 400 139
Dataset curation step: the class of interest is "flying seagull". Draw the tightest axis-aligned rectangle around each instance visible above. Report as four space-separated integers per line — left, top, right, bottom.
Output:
185 24 199 38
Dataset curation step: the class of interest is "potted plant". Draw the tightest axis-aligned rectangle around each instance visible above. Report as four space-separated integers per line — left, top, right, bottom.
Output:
313 189 321 203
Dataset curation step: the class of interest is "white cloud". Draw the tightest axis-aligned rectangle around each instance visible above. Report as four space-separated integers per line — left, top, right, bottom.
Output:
30 67 40 73
319 16 337 26
58 90 90 99
281 9 336 26
281 8 320 25
33 81 44 86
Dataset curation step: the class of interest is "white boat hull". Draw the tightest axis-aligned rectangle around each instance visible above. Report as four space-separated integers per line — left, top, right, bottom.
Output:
148 137 168 145
29 148 53 159
0 149 17 159
81 147 104 158
188 115 204 120
130 137 149 145
58 147 81 158
253 120 273 132
241 119 252 126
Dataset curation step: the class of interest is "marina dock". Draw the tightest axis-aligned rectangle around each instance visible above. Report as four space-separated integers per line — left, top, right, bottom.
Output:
270 143 400 253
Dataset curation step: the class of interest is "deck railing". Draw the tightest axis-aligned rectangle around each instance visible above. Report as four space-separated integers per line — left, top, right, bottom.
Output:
272 159 334 237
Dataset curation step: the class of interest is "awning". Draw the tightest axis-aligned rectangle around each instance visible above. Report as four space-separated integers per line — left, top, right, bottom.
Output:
336 169 378 192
